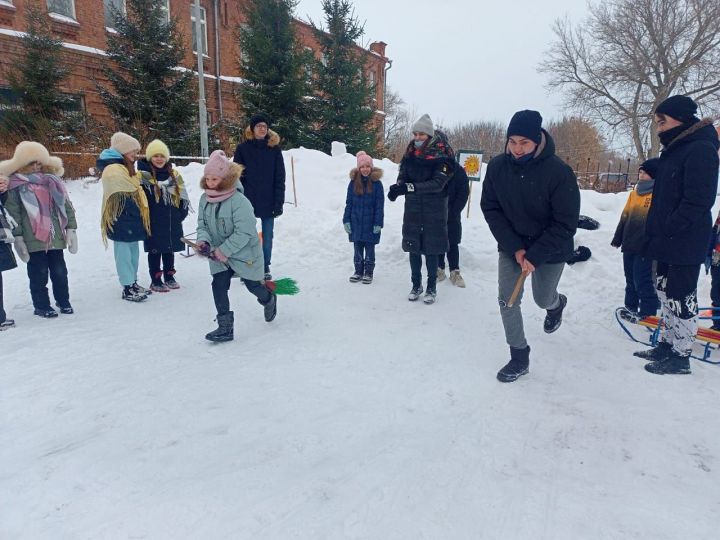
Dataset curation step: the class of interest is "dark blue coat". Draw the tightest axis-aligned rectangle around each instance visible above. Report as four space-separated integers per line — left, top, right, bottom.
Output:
644 119 720 265
343 168 384 244
99 155 148 243
233 129 285 218
447 162 470 245
138 159 189 253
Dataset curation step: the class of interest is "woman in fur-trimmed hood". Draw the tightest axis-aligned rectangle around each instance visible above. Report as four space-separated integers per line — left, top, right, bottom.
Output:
0 141 78 317
639 95 720 375
232 112 286 279
196 150 277 343
343 151 384 283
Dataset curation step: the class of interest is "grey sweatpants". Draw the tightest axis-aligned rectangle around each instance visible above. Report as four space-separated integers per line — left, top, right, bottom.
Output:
497 252 565 349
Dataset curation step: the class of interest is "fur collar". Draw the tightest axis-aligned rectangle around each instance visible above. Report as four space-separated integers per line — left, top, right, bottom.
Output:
664 118 715 149
243 127 281 147
200 162 244 190
349 167 383 182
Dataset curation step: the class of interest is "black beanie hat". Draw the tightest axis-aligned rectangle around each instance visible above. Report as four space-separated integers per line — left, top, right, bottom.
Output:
250 112 271 130
507 110 543 144
639 157 660 179
655 95 698 123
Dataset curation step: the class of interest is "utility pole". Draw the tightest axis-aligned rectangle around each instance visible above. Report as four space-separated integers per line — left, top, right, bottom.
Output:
194 0 209 158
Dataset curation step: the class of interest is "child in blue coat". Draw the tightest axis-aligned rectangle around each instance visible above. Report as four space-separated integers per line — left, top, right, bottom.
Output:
343 151 384 284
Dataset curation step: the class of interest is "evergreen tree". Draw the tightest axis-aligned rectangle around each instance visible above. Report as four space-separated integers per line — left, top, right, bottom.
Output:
98 0 198 153
1 3 74 140
310 0 376 153
237 0 312 148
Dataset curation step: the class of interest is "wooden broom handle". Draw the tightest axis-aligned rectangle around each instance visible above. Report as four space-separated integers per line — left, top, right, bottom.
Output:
507 270 529 307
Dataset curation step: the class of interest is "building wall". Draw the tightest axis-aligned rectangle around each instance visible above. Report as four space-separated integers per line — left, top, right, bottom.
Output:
0 0 388 140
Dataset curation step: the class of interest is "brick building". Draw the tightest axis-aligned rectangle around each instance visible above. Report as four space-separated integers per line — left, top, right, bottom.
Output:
0 0 389 144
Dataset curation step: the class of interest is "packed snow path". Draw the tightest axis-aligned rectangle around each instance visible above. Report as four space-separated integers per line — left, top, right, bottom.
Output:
2 148 718 539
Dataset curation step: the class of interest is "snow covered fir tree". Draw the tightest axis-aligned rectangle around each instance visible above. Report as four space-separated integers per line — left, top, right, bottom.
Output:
236 0 313 148
98 0 198 153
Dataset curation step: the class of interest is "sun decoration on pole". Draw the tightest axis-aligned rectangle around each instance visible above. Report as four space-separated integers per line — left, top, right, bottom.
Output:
463 154 480 177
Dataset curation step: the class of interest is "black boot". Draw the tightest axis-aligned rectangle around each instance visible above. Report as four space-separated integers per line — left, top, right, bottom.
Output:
260 293 277 322
497 346 530 382
633 341 672 361
205 312 234 342
544 294 567 333
362 263 374 284
645 350 691 375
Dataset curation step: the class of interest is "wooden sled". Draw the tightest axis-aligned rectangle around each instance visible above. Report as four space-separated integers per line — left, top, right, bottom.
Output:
615 307 720 365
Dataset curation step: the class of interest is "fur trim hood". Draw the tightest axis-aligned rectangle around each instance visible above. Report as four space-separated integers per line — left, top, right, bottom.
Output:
349 167 383 182
0 141 64 177
243 127 281 147
200 162 244 191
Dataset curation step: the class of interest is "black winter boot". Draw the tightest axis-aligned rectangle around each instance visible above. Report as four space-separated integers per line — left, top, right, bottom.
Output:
633 341 672 361
497 346 530 383
362 263 374 284
544 294 567 333
645 350 691 375
205 312 234 342
260 293 277 322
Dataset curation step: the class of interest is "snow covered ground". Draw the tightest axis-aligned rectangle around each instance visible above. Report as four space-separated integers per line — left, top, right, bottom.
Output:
2 147 719 539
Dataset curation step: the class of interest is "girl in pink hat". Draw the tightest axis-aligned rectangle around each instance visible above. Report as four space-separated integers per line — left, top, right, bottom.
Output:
196 150 277 342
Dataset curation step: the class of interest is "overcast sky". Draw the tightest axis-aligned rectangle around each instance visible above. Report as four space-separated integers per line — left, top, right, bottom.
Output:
295 0 588 128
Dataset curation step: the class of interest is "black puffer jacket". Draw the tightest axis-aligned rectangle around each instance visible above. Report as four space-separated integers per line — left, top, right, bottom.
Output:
233 128 285 218
480 130 580 266
447 162 470 245
644 119 720 266
396 137 454 255
0 192 17 272
138 159 189 253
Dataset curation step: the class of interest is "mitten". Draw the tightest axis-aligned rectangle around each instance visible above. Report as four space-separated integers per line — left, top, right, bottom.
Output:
66 229 78 254
212 248 229 263
344 223 352 234
373 225 381 234
195 240 212 258
14 236 29 263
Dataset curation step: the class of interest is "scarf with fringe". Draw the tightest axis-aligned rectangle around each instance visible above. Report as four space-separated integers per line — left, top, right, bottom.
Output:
8 172 69 247
100 163 151 245
142 166 191 210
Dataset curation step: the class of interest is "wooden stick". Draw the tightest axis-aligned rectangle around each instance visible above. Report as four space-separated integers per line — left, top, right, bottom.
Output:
507 270 529 307
291 155 298 207
466 180 473 219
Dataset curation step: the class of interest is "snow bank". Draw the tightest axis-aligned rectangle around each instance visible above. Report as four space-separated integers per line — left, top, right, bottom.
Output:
2 147 719 540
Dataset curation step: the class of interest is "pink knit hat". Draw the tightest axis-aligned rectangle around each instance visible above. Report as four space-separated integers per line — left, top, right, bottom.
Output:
356 151 373 169
204 150 231 178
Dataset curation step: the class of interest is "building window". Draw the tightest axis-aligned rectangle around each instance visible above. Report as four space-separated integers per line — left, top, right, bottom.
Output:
61 94 85 113
47 0 76 20
368 70 376 88
190 5 208 56
103 0 125 29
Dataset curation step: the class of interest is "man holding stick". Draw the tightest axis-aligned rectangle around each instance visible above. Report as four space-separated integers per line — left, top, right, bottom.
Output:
480 110 580 382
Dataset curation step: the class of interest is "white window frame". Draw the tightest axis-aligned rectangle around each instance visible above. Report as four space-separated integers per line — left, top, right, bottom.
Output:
103 0 125 30
0 0 15 8
47 0 77 20
190 5 209 57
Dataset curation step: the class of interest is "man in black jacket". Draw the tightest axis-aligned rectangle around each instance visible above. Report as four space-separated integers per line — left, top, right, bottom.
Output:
233 112 286 280
635 95 720 375
481 110 580 382
438 161 470 287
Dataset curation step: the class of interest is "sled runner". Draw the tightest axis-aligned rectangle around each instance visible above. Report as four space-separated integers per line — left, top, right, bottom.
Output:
615 307 720 364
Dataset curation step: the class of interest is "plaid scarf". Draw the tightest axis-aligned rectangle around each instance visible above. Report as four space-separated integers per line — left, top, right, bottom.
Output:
405 129 455 161
8 172 69 247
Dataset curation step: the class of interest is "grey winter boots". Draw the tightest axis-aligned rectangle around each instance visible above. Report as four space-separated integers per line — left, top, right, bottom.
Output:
497 346 530 383
206 312 234 342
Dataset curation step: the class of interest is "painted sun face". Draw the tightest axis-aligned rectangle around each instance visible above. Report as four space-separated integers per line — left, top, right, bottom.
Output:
463 155 480 176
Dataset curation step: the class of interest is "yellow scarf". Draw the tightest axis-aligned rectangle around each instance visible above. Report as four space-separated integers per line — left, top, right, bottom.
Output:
100 163 151 245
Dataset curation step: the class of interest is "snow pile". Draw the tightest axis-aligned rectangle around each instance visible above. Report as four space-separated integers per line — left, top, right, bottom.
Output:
2 147 719 539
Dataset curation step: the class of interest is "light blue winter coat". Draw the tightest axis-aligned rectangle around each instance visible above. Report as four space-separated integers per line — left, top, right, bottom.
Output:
197 184 264 281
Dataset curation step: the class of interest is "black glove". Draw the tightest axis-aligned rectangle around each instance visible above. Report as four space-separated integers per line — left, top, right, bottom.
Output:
387 183 408 201
273 206 283 217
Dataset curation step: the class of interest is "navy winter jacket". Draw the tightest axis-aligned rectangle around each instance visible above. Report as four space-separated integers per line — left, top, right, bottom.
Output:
343 168 384 244
644 119 720 266
137 159 189 253
233 129 286 218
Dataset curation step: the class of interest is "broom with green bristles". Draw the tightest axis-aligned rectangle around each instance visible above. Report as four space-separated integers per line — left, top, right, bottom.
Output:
181 237 299 296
